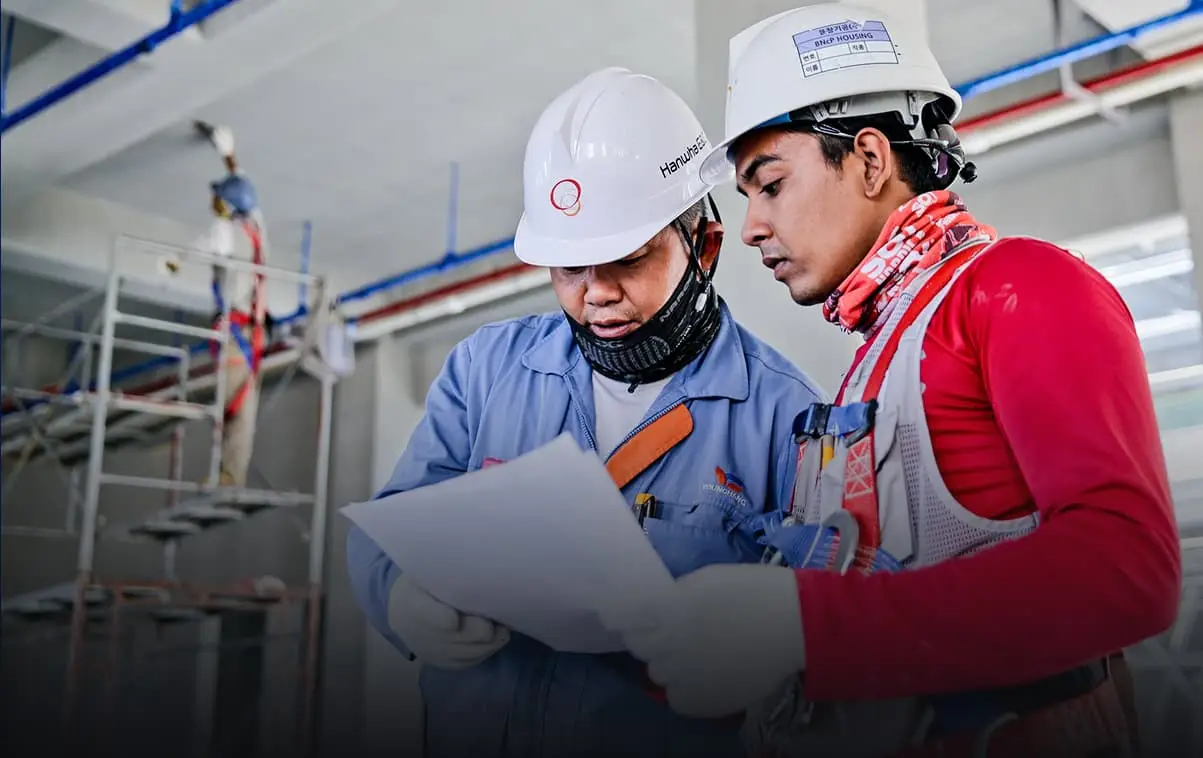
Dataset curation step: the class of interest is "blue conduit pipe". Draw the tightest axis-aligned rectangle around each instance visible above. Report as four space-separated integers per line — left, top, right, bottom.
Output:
6 5 1203 416
298 219 313 313
956 0 1203 100
334 236 517 309
0 0 243 134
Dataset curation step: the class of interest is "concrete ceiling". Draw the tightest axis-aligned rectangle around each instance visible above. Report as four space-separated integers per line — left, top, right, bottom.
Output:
2 0 1201 302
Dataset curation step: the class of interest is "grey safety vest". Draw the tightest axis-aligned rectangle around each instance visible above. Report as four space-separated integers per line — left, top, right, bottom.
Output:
745 241 1041 758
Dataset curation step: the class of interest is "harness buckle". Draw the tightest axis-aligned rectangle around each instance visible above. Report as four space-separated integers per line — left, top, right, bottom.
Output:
841 399 877 445
792 401 878 445
793 403 832 442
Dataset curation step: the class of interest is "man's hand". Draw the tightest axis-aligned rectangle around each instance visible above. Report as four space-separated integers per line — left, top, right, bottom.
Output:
601 563 806 718
388 574 510 670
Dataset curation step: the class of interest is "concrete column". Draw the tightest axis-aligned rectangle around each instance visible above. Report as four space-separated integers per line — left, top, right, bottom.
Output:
692 0 927 394
315 342 378 758
1169 86 1203 318
360 334 427 757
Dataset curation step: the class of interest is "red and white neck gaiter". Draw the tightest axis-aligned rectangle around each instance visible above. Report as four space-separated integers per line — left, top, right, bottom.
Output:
822 191 997 335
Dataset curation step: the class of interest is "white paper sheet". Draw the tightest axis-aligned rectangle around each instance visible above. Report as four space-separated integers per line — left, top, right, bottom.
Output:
340 434 675 654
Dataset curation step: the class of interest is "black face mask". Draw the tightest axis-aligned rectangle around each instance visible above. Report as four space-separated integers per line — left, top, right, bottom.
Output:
567 195 724 389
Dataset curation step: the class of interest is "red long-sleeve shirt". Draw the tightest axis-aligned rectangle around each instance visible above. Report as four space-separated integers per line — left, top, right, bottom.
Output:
796 237 1182 701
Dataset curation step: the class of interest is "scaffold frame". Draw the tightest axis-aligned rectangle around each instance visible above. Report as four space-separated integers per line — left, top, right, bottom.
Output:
1 233 338 757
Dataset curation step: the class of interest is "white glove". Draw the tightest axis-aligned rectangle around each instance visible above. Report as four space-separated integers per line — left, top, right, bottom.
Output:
601 563 806 718
387 574 510 670
209 124 236 158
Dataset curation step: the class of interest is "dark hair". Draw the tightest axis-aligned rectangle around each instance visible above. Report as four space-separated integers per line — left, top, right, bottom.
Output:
673 199 708 232
782 112 941 194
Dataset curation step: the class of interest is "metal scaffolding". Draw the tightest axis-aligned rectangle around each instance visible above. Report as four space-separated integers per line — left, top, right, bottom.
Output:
1 234 337 756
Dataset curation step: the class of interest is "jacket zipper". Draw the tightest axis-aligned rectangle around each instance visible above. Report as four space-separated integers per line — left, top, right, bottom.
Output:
603 396 684 467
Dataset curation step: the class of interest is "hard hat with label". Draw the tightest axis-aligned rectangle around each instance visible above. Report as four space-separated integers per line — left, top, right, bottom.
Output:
514 67 715 268
700 3 974 189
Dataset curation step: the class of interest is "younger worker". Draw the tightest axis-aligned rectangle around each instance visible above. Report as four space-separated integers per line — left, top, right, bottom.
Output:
603 6 1182 757
346 67 825 758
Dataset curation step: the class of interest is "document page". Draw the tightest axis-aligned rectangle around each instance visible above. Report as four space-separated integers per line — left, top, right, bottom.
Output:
341 434 675 653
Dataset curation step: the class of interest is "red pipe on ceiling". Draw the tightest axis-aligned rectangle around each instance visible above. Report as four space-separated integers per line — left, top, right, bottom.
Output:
957 43 1203 133
354 261 536 325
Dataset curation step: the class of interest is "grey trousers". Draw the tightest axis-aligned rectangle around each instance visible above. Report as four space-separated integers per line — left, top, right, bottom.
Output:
219 332 260 487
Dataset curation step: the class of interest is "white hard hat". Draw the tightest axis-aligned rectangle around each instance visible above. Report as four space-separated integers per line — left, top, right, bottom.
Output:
514 67 714 268
700 3 962 185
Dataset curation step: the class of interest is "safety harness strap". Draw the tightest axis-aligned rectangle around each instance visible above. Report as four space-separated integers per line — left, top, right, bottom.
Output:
211 221 268 421
836 243 988 562
243 220 267 374
860 244 987 401
605 404 694 490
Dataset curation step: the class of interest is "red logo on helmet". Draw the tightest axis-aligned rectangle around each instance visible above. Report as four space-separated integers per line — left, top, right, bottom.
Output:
550 179 582 217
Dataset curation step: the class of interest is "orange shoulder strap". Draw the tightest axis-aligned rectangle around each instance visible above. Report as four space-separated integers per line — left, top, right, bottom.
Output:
604 404 694 490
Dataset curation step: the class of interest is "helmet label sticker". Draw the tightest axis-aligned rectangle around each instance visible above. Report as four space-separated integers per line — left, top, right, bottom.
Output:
792 19 898 77
659 132 709 179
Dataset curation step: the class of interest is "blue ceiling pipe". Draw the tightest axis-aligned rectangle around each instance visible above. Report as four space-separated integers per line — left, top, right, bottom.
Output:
333 236 518 310
956 0 1203 100
0 0 243 134
4 3 1202 416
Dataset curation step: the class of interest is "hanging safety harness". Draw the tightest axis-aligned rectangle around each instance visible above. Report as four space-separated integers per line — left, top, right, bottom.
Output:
209 220 268 421
747 240 1133 758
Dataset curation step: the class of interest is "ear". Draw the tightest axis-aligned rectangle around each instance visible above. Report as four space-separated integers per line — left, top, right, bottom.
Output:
852 128 894 199
698 220 724 274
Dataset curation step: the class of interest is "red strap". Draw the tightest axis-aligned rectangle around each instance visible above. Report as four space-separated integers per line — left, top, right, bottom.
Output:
243 221 267 374
224 376 252 421
203 223 268 419
862 244 985 402
841 435 881 555
841 244 988 558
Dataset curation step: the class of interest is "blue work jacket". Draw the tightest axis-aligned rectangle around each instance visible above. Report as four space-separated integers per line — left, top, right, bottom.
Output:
346 302 826 758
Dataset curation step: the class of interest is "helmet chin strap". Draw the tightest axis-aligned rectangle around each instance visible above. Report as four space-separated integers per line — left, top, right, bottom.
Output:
674 193 724 307
567 195 725 391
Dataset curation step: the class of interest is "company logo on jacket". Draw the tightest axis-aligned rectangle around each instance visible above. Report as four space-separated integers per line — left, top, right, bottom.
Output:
704 466 751 508
714 467 744 493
